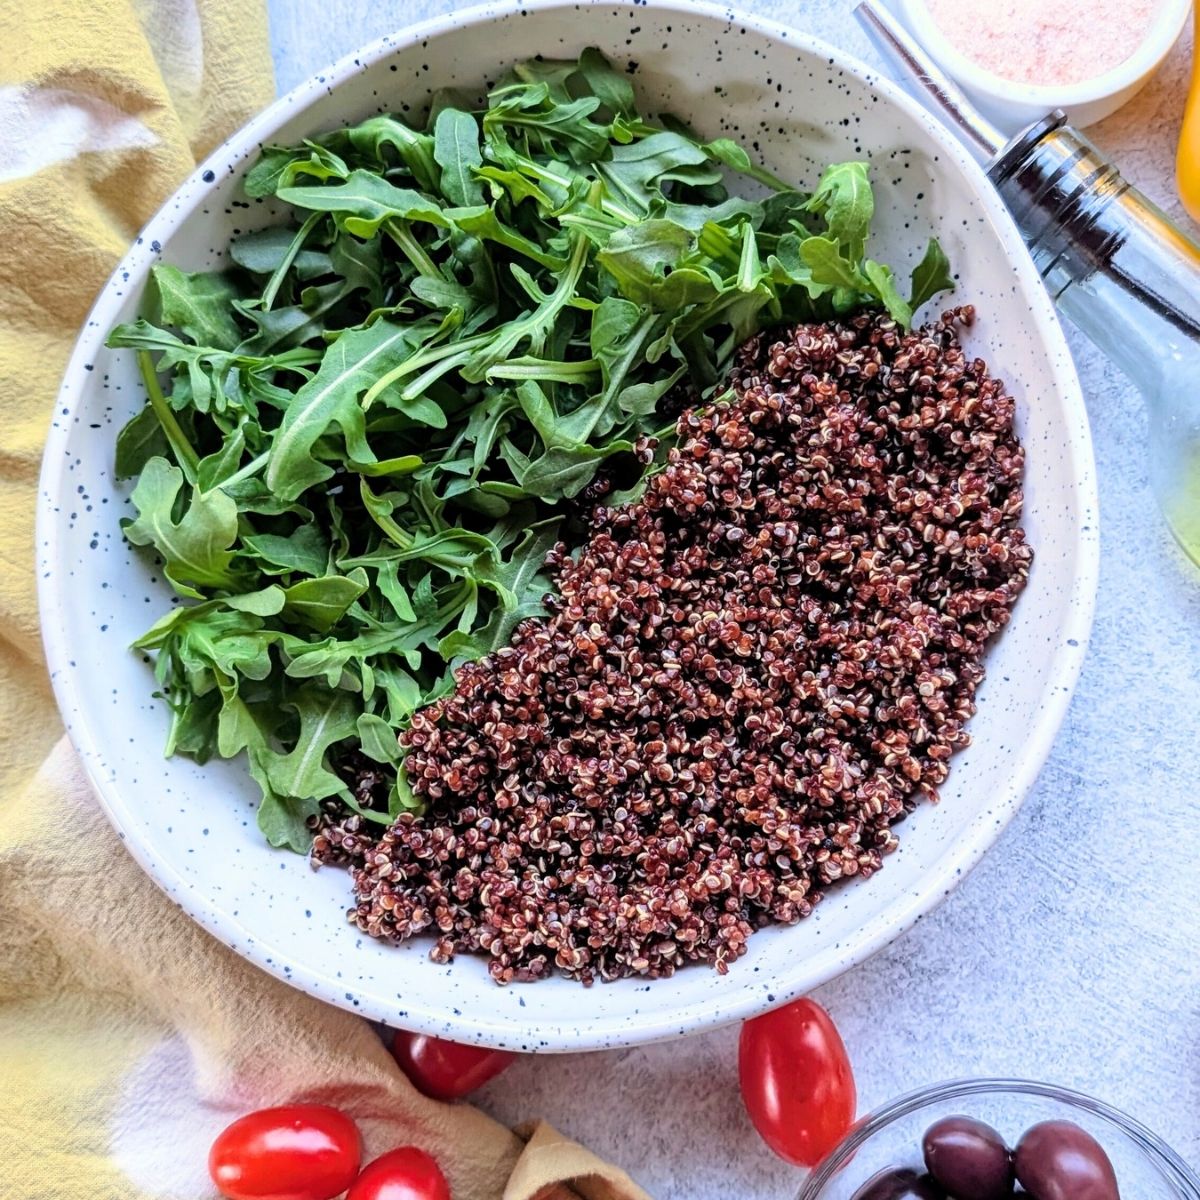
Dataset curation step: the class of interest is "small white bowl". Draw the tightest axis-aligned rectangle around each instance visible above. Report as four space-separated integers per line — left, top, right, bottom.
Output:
900 0 1192 132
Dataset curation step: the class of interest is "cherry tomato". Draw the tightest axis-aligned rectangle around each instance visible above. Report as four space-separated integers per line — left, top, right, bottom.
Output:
208 1104 361 1200
346 1147 451 1200
738 997 856 1167
390 1030 516 1101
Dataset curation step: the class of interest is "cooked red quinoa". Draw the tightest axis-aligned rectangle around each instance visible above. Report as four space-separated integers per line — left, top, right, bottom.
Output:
313 307 1032 985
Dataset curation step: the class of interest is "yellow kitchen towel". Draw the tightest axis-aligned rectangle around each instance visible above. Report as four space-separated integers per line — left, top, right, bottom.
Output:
0 5 650 1199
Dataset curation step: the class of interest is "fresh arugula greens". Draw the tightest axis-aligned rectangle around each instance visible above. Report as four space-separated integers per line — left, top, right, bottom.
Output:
108 50 954 851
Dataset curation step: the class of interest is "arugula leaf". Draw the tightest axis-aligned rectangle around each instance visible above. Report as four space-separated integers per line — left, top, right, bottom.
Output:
256 790 320 853
276 170 448 238
295 142 350 180
576 45 636 117
449 205 569 270
597 132 721 214
804 161 874 262
439 522 558 660
244 147 305 197
123 458 241 597
595 219 695 307
863 259 912 328
256 685 360 849
195 425 250 492
282 572 369 632
800 235 870 294
433 108 485 207
225 586 287 616
336 116 439 191
153 265 243 350
356 712 402 764
241 526 329 576
115 403 170 479
230 226 332 279
475 165 555 209
910 237 955 313
266 321 418 498
486 91 610 164
702 138 791 191
267 684 358 798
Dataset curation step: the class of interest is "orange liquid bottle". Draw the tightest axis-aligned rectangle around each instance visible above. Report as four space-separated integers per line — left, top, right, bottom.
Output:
1177 6 1200 221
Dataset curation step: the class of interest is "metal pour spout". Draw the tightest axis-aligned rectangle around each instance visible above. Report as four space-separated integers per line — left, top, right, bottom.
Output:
854 0 1004 164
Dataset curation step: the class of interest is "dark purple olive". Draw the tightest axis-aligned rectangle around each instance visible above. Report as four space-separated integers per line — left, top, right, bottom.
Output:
1014 1121 1119 1200
923 1114 1014 1200
851 1167 945 1200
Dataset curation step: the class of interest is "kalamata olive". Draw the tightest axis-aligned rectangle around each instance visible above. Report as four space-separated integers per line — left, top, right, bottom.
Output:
851 1167 945 1200
1014 1120 1119 1200
923 1114 1014 1200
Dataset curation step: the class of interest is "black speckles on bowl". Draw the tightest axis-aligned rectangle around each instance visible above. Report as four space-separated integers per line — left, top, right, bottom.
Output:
36 0 1097 1052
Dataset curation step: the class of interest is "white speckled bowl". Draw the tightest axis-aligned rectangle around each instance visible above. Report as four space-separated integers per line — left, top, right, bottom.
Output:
37 0 1098 1051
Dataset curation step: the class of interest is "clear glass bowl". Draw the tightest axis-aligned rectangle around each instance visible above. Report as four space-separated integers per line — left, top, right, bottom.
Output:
797 1079 1200 1200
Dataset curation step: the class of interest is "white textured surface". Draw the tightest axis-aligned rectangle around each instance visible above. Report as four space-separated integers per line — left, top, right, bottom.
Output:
266 3 1200 1196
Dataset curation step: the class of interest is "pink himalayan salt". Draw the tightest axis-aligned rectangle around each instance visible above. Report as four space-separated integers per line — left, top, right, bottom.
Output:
924 0 1161 86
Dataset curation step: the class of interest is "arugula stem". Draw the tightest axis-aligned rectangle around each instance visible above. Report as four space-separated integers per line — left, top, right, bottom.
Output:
486 357 600 382
359 479 414 550
697 221 740 266
412 484 442 530
397 349 474 403
337 798 394 825
513 158 641 225
558 211 623 241
730 160 794 193
674 288 749 343
137 351 199 484
384 218 446 281
220 449 270 490
737 224 761 292
262 212 322 311
572 311 659 443
362 331 491 410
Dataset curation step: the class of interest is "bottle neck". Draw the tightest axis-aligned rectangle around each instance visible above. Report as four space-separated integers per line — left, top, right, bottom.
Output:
988 120 1200 395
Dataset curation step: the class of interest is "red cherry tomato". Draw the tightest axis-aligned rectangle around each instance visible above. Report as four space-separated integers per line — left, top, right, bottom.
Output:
738 997 857 1167
208 1104 361 1200
390 1030 516 1101
346 1147 451 1200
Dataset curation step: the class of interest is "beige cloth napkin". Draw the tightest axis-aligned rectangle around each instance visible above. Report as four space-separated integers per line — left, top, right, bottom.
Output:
0 4 650 1198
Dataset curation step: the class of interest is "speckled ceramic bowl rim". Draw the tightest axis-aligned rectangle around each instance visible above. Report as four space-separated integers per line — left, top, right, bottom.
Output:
796 1079 1200 1200
37 0 1099 1049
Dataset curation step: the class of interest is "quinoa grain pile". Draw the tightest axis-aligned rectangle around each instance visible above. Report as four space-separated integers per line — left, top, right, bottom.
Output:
313 308 1032 985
